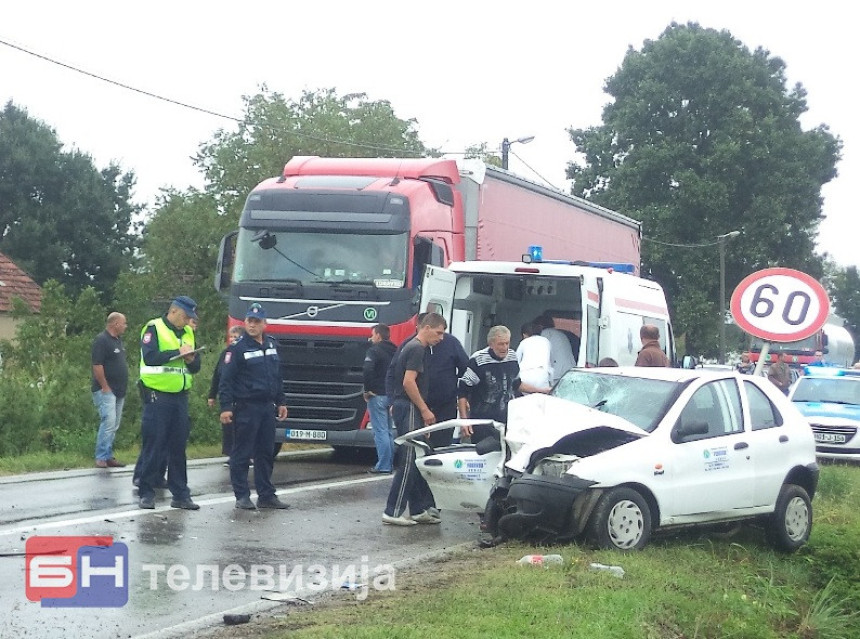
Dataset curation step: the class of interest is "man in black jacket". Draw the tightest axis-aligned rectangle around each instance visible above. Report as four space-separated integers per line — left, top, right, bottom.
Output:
363 324 397 473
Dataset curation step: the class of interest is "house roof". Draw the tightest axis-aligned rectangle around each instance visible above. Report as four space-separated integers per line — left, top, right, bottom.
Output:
0 252 41 313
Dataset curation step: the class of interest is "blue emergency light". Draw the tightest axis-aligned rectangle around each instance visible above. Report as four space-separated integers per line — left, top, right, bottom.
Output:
527 245 543 262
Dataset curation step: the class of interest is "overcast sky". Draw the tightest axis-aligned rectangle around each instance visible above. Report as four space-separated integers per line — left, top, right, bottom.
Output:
2 1 855 268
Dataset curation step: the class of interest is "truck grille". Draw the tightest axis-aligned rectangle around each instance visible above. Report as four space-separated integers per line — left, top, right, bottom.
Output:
284 379 364 400
285 405 357 426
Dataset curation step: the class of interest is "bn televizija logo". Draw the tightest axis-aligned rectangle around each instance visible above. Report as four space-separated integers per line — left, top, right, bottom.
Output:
26 536 129 607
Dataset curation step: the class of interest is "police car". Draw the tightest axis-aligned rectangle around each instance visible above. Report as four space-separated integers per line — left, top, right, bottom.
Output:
789 367 860 461
399 367 819 552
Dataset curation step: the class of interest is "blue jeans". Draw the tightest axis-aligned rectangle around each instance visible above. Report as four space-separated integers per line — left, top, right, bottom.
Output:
93 391 125 461
368 394 394 472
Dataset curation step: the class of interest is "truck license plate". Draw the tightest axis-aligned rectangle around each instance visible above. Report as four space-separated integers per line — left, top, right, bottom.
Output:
814 432 846 444
284 429 327 441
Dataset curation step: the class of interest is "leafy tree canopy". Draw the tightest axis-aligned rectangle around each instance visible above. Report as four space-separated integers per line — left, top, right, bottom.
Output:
0 101 141 298
566 23 841 356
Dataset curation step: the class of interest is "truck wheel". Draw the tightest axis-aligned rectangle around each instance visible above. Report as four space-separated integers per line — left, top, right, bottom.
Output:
766 484 812 553
588 487 651 551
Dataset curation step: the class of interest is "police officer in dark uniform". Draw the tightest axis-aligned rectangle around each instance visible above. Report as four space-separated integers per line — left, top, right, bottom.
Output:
219 303 290 510
137 296 202 510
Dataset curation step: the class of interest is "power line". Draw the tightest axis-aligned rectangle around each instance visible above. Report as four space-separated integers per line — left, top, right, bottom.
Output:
510 149 564 191
0 36 425 156
643 236 725 248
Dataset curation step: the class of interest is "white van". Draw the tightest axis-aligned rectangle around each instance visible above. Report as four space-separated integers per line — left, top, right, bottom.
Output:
420 259 674 369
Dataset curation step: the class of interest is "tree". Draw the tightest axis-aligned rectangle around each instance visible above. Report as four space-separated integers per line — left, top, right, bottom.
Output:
195 87 430 216
828 264 860 358
0 102 141 298
566 23 841 356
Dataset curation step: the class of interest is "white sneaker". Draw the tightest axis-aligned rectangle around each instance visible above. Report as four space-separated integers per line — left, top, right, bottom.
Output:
411 510 442 524
427 507 441 519
382 513 418 526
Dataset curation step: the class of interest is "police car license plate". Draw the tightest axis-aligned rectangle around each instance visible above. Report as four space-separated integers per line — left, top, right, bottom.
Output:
284 429 327 441
814 432 846 444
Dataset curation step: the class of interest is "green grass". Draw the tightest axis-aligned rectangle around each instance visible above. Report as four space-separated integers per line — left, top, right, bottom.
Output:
239 463 860 639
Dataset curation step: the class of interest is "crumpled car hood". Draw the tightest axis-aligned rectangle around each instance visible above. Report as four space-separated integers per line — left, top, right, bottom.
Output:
504 393 647 473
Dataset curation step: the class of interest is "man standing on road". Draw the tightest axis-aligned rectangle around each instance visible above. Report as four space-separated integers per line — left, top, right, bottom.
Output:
363 323 397 474
425 326 469 448
219 303 290 510
210 325 245 460
137 296 202 510
634 324 671 367
382 312 446 526
92 312 129 468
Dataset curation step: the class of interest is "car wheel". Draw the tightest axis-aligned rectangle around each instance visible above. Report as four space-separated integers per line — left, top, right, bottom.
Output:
766 484 812 553
589 487 651 550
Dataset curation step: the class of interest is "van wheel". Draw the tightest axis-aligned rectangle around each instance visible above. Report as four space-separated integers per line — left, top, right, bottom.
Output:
766 484 812 553
589 487 651 550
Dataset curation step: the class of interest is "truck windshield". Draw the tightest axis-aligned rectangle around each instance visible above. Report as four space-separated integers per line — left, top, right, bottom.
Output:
232 229 409 288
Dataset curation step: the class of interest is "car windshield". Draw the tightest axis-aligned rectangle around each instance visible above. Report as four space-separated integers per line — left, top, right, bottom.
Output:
552 370 682 432
792 377 860 405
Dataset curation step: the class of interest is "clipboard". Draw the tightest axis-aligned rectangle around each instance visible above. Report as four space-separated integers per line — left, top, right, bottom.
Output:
168 346 206 361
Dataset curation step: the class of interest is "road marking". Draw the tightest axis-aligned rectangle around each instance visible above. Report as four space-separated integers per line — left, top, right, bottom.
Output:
0 474 389 537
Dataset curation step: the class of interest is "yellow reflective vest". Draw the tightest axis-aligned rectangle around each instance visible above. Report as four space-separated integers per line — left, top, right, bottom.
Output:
139 318 195 392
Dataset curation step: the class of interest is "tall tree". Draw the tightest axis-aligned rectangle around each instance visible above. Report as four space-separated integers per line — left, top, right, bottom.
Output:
0 102 140 297
566 23 841 356
828 264 860 358
195 87 430 216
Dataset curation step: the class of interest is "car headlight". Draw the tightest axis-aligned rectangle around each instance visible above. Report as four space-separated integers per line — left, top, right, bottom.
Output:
532 454 579 477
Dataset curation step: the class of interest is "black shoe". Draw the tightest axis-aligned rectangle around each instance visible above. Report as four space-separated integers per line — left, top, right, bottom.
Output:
170 499 200 510
235 496 257 510
368 468 393 474
139 496 155 509
257 496 290 510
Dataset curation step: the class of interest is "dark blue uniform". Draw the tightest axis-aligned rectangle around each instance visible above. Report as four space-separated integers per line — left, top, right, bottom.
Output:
136 316 201 502
219 333 286 501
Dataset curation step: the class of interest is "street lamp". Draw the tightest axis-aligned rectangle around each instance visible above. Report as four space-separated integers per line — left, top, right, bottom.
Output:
500 135 535 170
718 230 741 364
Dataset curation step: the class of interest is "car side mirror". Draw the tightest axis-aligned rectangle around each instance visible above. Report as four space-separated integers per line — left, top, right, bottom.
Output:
672 419 709 443
682 355 698 369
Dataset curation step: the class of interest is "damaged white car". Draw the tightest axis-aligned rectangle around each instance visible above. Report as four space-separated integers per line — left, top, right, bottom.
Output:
398 367 819 552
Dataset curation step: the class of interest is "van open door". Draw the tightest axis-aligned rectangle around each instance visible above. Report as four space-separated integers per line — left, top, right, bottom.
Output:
419 265 456 326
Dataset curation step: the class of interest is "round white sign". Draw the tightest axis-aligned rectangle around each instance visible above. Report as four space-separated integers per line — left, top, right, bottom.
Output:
730 268 829 342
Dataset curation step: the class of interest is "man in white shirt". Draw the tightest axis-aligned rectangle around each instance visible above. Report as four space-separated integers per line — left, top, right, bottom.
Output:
537 315 576 385
516 322 553 388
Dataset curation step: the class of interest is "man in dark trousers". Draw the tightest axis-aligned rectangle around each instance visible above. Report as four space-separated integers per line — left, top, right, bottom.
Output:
219 303 290 510
382 313 446 526
209 325 245 459
137 296 202 510
363 323 397 474
425 329 469 448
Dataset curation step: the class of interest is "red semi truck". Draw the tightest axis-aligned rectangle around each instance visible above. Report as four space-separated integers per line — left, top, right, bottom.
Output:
214 156 642 449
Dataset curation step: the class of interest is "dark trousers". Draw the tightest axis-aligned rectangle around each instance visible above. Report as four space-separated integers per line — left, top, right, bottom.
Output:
229 401 277 501
384 399 436 517
427 399 457 448
137 391 191 501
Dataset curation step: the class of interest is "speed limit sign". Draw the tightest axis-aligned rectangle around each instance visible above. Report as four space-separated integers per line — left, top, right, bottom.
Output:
730 268 829 342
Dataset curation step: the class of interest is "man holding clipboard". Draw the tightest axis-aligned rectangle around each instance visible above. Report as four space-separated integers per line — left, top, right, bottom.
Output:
136 296 203 510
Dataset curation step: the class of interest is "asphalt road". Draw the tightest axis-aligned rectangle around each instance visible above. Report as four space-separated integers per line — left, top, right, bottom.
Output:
0 450 480 638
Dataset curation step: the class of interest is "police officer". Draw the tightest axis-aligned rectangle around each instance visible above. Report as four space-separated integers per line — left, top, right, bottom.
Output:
219 303 290 510
137 296 202 510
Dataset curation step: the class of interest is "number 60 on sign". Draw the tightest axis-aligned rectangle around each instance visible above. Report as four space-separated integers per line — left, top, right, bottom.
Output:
730 267 830 343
